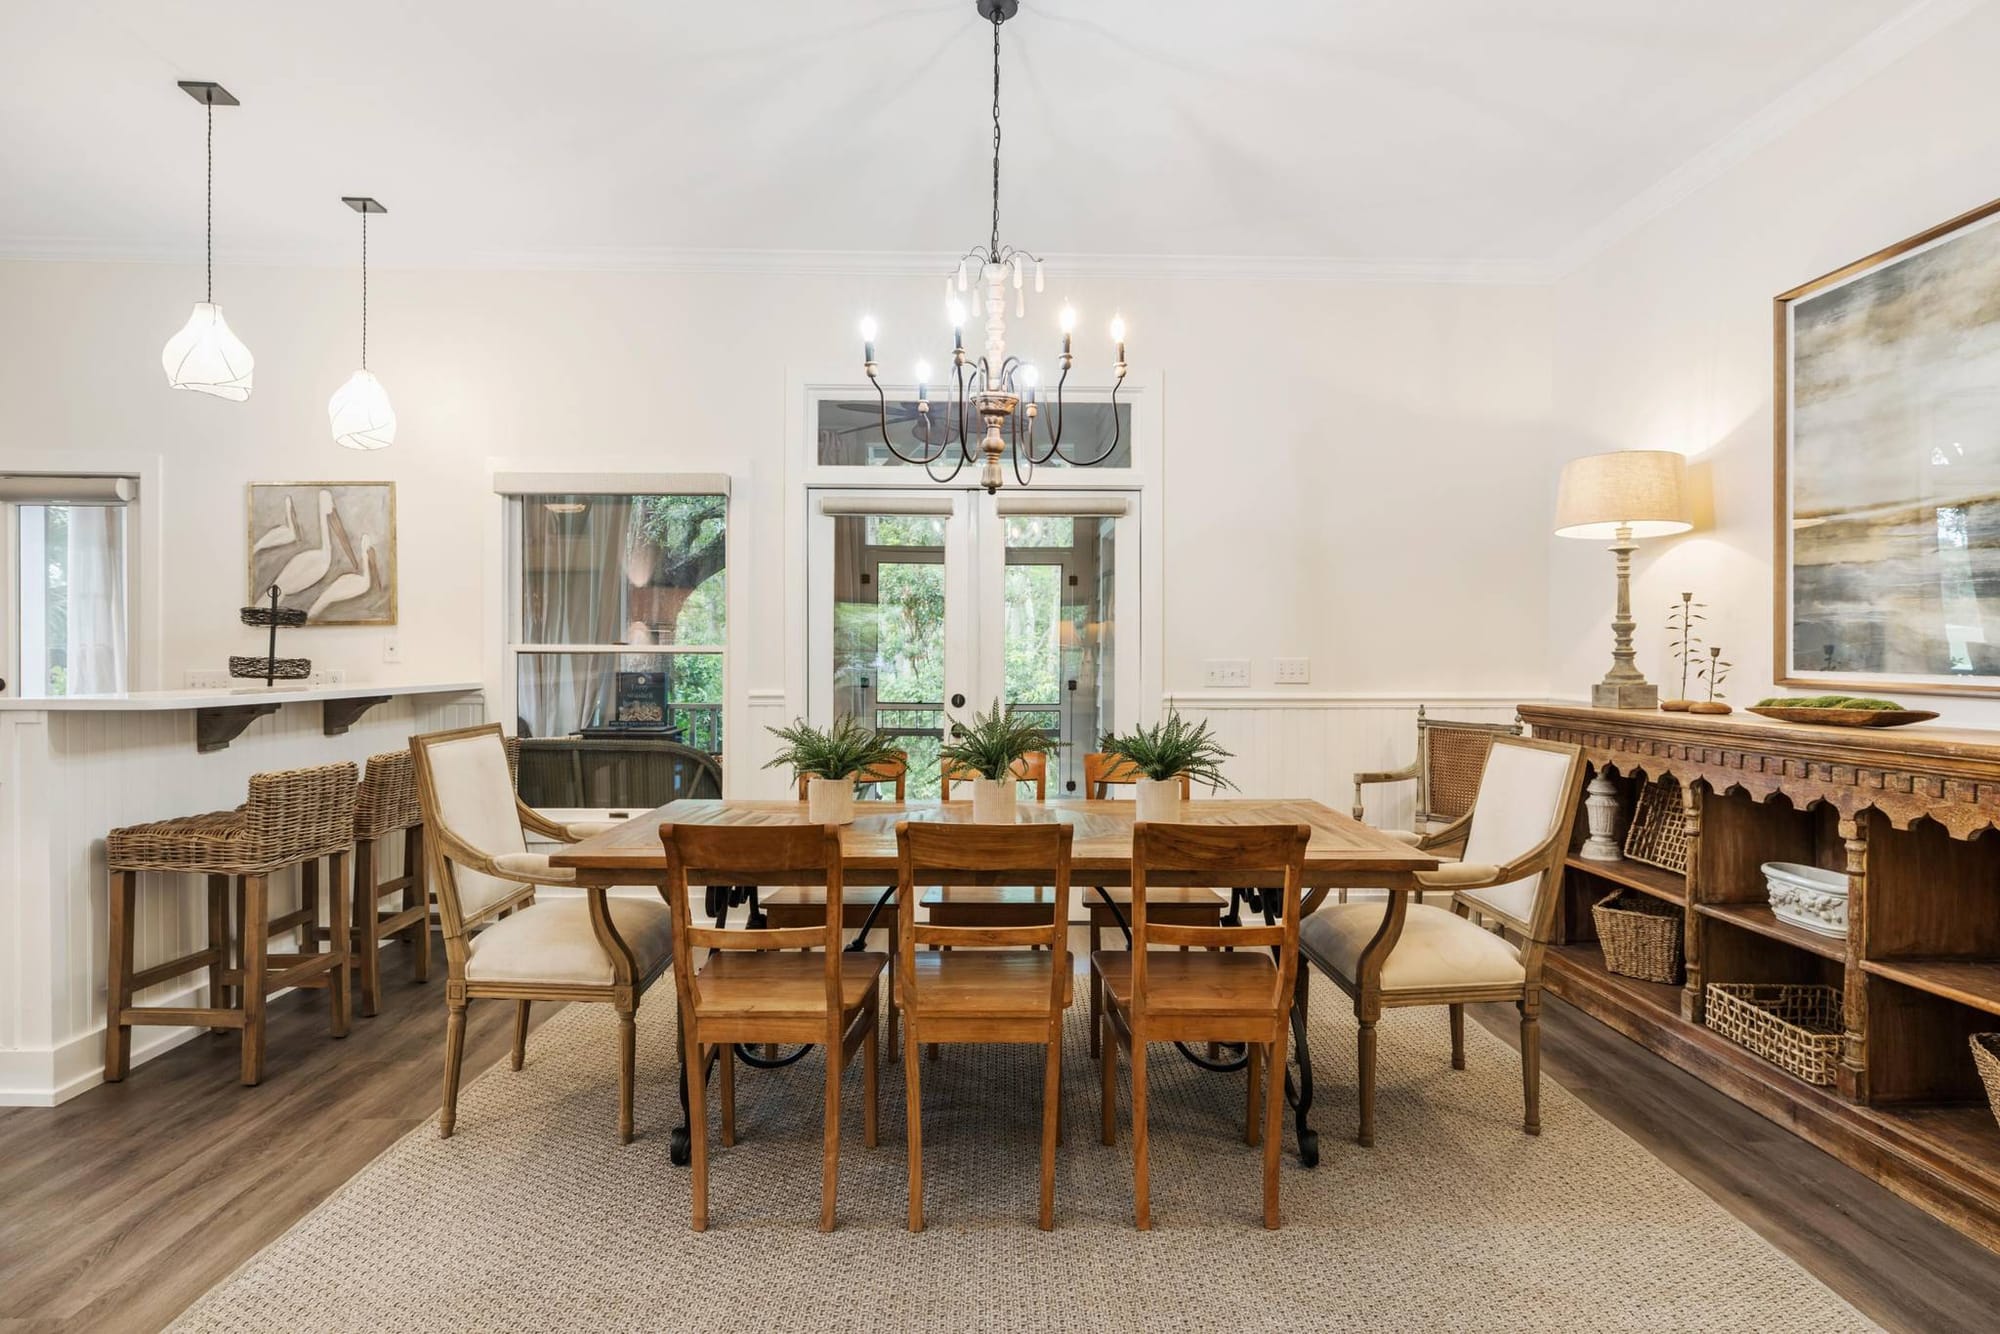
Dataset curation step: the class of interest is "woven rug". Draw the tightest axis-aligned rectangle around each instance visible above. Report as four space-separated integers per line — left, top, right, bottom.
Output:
169 998 1874 1333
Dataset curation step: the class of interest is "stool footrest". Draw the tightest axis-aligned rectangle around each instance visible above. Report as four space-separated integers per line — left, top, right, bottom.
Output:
374 904 427 936
266 952 345 989
129 947 224 992
120 1005 244 1030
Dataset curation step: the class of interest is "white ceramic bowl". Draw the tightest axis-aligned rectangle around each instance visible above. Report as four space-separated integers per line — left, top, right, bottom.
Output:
1760 860 1849 938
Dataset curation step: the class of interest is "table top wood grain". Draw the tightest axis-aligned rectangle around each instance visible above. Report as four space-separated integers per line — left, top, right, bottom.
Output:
550 798 1438 887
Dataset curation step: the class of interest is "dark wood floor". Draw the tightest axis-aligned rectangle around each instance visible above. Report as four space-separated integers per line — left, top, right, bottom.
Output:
3 939 1997 1333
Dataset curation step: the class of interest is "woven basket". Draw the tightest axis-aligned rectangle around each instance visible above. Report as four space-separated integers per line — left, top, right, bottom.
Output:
1591 892 1684 984
1973 1035 2000 1132
1706 983 1843 1086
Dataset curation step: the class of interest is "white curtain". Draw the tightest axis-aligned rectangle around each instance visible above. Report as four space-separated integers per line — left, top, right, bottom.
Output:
522 499 634 735
65 506 127 694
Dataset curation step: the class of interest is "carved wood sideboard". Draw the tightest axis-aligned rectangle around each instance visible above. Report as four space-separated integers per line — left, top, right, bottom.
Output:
1519 704 2000 1254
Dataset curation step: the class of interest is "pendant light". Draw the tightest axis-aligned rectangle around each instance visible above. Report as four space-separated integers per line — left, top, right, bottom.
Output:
160 81 254 400
328 197 396 450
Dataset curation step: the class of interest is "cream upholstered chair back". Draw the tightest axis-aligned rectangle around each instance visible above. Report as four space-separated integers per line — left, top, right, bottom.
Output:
1453 738 1584 944
411 724 531 928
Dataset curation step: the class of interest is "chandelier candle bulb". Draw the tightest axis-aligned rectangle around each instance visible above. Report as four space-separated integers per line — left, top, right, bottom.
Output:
1034 259 1044 292
859 316 877 366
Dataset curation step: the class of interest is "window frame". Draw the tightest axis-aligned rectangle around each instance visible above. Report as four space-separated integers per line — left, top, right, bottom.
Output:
0 465 151 698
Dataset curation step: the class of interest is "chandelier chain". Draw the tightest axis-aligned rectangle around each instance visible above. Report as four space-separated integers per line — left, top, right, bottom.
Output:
989 9 1002 261
205 98 213 303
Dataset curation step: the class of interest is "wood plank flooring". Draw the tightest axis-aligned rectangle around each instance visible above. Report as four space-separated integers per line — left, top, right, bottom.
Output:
3 933 1997 1332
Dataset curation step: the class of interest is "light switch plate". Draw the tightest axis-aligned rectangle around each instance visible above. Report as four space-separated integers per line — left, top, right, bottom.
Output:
1203 658 1251 688
184 669 228 689
1274 657 1310 684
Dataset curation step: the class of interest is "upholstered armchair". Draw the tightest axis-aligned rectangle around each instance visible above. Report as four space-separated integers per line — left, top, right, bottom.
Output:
1351 707 1523 852
1301 737 1585 1147
410 722 674 1144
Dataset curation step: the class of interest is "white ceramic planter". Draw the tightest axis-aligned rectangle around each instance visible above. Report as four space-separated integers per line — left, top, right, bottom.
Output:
1761 860 1849 937
969 777 1018 824
805 775 857 825
1134 776 1184 823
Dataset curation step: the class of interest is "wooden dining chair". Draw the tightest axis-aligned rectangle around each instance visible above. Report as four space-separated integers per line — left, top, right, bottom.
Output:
896 820 1074 1231
1299 736 1584 1147
1094 822 1311 1230
660 822 886 1232
767 753 909 1054
410 723 675 1145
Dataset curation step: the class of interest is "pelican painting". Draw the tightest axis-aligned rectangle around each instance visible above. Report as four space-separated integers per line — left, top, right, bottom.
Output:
247 481 397 625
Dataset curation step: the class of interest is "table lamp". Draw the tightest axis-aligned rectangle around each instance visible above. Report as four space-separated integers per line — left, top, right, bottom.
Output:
1555 450 1691 710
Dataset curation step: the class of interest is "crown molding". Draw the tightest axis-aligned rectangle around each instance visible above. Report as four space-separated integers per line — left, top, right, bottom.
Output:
1549 0 1982 278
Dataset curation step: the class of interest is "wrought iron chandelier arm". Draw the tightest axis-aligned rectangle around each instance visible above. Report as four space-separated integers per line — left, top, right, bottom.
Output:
1043 363 1128 468
1028 354 1073 463
864 363 948 466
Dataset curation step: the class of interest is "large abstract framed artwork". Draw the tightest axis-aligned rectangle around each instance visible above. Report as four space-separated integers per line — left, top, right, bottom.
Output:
247 481 398 625
1777 197 2000 696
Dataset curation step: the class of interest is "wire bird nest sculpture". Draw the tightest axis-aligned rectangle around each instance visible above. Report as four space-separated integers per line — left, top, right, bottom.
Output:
232 584 311 685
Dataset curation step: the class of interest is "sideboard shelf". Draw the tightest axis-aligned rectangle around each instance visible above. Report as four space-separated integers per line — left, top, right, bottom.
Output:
1521 703 2000 1255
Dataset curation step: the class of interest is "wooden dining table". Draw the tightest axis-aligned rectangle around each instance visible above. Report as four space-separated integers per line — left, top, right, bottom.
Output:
552 797 1438 1167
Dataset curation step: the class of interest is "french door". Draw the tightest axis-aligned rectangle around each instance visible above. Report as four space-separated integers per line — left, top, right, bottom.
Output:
807 487 1139 799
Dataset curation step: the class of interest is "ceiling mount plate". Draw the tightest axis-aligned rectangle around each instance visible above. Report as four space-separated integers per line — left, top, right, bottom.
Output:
342 197 388 214
176 81 239 106
977 0 1020 21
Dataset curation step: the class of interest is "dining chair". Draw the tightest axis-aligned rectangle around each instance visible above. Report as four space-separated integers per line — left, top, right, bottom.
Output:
1078 754 1225 1060
1300 736 1584 1146
896 820 1074 1231
660 822 887 1232
410 723 674 1144
1095 822 1311 1230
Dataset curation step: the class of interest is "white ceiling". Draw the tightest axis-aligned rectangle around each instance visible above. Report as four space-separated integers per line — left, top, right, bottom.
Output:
0 0 1947 276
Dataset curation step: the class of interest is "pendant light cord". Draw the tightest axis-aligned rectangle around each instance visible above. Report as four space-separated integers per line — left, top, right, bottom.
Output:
989 9 1002 261
205 97 214 303
360 209 369 370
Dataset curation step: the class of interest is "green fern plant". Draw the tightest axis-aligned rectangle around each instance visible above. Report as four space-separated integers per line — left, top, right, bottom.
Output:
938 699 1063 779
1099 713 1237 791
761 716 901 782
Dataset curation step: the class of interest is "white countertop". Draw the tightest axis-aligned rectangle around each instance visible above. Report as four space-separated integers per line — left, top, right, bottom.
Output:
0 681 482 712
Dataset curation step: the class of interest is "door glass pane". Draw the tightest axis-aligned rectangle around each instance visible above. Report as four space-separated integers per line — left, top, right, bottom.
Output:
832 513 948 795
518 494 725 647
817 398 1131 469
17 503 127 697
514 651 722 756
1004 513 1114 796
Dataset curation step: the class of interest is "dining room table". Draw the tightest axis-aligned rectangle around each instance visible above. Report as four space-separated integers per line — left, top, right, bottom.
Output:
550 796 1439 1167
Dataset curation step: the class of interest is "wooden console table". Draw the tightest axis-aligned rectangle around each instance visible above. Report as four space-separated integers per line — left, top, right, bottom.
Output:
1519 704 2000 1253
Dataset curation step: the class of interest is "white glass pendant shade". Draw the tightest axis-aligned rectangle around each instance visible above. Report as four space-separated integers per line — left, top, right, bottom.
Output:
161 302 254 400
328 368 397 450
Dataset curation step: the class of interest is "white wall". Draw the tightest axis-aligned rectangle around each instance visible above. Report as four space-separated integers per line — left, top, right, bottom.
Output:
0 258 1554 778
1546 2 2000 724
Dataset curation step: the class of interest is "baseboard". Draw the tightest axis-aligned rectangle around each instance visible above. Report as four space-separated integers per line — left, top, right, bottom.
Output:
0 981 212 1107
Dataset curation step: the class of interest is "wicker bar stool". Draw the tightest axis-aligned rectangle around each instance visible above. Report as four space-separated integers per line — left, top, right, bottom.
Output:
104 762 358 1086
348 749 431 1016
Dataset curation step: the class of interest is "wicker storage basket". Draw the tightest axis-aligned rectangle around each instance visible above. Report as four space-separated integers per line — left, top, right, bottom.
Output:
1973 1035 2000 1132
1591 892 1684 984
1705 983 1843 1086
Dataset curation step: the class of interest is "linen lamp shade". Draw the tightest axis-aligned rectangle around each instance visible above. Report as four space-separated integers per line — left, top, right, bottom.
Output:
1554 450 1691 540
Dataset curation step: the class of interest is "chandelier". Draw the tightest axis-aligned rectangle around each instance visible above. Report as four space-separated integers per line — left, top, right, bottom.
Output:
859 0 1129 493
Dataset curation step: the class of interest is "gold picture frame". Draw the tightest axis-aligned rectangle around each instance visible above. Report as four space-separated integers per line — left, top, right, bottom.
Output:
246 481 398 626
1774 194 2000 697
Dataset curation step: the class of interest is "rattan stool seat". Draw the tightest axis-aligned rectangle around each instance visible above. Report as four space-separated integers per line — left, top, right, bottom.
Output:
107 763 358 874
354 750 421 840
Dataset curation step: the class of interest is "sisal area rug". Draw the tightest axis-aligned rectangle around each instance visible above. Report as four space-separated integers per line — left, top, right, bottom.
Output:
170 999 1874 1332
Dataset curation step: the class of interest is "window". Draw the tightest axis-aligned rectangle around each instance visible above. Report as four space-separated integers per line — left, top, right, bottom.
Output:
4 477 134 698
504 487 727 806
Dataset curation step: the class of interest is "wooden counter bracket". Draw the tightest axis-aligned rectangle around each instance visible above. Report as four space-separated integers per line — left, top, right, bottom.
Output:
322 695 392 737
194 703 282 754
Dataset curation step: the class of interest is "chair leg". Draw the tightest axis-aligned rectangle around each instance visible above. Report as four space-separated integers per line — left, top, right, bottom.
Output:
1246 1041 1262 1146
511 1000 530 1071
1099 1010 1118 1146
684 1018 710 1231
1356 1016 1378 1148
617 1006 637 1145
299 857 320 957
1450 1003 1466 1070
407 827 432 984
440 996 467 1138
719 1042 737 1147
885 922 900 1064
904 1016 925 1232
1263 1034 1286 1229
1039 1023 1062 1231
1520 1000 1542 1136
1087 921 1103 1059
103 869 135 1081
1131 1037 1151 1231
863 1008 880 1151
820 1038 843 1232
327 851 351 1039
354 837 382 1018
206 872 231 1032
240 874 270 1086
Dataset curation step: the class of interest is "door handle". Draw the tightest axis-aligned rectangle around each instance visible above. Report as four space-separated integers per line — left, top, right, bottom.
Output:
949 693 966 708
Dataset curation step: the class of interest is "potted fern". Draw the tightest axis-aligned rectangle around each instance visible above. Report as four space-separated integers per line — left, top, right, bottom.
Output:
762 716 901 824
1099 713 1236 822
938 699 1064 823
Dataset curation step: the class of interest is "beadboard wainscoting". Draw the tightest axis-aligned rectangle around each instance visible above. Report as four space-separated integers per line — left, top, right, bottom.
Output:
1161 693 1529 828
0 690 485 1105
741 688 794 799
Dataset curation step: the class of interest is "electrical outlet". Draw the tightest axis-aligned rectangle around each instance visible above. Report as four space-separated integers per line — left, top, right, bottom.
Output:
307 667 348 686
184 669 228 690
382 638 402 665
1274 657 1310 685
1203 658 1251 688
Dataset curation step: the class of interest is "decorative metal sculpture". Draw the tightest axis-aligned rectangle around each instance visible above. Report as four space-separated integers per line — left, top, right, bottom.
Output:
231 583 310 685
1692 644 1734 715
1662 591 1707 711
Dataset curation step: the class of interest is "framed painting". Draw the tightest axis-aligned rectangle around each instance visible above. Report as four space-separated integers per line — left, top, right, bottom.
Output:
1776 196 2000 696
247 481 398 626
